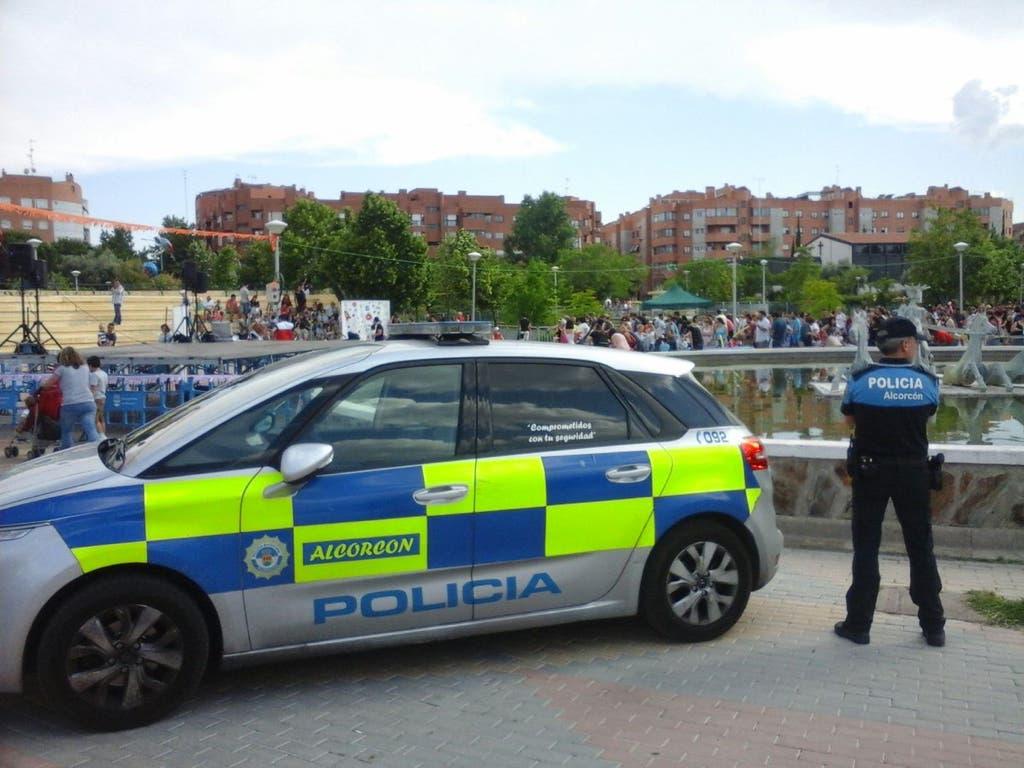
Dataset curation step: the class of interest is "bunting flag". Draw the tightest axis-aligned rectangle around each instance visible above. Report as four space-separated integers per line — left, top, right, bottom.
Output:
0 202 271 241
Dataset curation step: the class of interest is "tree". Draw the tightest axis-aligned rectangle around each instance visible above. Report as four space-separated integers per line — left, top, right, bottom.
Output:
776 255 821 306
671 259 731 303
426 231 496 319
557 244 646 302
906 207 1021 307
99 228 136 260
238 239 273 290
277 198 347 290
209 245 241 291
505 192 577 263
800 279 845 318
497 259 558 326
327 194 428 313
158 215 198 277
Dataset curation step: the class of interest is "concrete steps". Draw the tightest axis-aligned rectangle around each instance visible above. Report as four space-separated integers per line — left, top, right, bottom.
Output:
0 290 223 349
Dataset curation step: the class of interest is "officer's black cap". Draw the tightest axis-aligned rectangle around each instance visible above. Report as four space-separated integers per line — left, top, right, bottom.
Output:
877 316 928 343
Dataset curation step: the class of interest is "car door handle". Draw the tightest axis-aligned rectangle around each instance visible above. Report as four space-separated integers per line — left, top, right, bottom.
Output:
605 464 652 483
412 484 469 505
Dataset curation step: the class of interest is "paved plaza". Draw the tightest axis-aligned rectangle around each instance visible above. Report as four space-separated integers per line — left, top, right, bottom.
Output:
0 547 1022 768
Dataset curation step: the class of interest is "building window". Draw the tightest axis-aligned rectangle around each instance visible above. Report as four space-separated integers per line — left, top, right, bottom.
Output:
912 211 919 218
445 215 457 226
880 210 889 218
252 210 263 220
656 228 675 238
21 220 32 229
896 211 905 219
494 215 504 223
34 198 50 209
795 210 803 218
37 221 48 230
683 229 691 237
0 219 11 229
0 196 9 204
410 213 424 226
20 197 33 207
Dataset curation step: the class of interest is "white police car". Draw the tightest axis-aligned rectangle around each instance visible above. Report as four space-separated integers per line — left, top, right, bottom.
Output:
0 322 782 730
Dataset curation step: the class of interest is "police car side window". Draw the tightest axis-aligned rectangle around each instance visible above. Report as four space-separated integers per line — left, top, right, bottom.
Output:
151 383 327 476
622 372 738 429
298 364 463 473
486 362 629 454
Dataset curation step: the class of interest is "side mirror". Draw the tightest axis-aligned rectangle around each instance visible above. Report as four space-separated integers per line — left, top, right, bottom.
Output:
279 443 334 484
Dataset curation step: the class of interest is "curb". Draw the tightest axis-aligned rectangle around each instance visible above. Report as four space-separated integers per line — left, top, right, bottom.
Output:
779 515 1024 563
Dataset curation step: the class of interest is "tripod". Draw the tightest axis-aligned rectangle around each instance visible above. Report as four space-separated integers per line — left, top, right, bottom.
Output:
172 288 210 341
0 279 60 353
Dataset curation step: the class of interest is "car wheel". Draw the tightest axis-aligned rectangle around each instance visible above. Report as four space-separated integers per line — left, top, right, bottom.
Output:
36 574 209 731
640 520 752 642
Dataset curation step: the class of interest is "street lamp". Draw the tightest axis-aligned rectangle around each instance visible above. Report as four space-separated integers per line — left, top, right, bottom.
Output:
266 219 287 285
71 269 81 291
953 241 968 311
725 242 742 322
468 251 481 321
551 265 560 315
759 259 768 312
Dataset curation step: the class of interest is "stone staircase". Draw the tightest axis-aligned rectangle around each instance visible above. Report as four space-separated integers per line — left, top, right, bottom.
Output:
0 289 229 350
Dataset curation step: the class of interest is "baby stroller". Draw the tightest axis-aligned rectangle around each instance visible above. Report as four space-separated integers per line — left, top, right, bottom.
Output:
6 384 62 459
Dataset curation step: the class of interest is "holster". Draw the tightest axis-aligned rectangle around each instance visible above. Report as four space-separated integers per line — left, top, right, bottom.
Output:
928 453 945 491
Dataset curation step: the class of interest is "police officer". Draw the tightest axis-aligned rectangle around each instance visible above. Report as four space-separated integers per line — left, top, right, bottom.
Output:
835 316 946 647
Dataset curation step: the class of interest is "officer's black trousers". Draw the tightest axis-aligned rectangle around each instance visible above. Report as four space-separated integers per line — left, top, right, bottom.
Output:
846 462 945 634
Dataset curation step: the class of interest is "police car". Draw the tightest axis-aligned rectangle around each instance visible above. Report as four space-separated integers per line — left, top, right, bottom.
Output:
0 322 783 730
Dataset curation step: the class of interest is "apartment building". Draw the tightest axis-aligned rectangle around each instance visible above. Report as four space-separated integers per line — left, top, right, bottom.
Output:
0 171 89 242
195 178 318 244
601 184 1014 289
195 180 603 255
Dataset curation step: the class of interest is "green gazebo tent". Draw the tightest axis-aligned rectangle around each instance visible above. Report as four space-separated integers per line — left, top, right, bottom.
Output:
640 285 714 311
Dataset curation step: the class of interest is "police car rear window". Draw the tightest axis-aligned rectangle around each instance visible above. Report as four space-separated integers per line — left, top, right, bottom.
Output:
621 371 739 429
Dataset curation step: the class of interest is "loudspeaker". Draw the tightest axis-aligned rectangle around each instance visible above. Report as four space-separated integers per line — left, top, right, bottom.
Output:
9 243 34 277
181 260 197 290
26 259 47 289
195 271 209 293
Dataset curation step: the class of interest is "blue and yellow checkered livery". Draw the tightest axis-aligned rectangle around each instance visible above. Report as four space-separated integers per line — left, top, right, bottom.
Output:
6 444 760 594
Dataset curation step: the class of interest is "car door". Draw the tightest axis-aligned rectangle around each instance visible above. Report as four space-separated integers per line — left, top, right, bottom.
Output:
241 362 477 649
470 360 669 620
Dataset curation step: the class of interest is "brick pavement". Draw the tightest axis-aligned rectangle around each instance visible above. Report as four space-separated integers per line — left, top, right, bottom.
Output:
1 548 1022 768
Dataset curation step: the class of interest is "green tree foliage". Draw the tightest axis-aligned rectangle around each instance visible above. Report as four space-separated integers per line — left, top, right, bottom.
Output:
497 260 557 326
277 198 347 290
159 215 198 277
557 244 646 302
776 255 821 306
328 194 428 313
800 279 845 318
563 289 604 321
99 228 136 260
907 208 1022 307
238 240 274 290
505 192 577 263
672 259 731 303
209 245 241 291
426 231 496 319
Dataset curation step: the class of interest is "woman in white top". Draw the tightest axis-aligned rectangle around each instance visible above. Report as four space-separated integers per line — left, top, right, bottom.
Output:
44 346 100 449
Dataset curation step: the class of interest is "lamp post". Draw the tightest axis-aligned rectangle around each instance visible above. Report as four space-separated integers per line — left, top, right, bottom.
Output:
468 251 481 321
725 242 742 322
551 265 560 315
759 259 768 312
1018 263 1023 308
266 219 287 285
71 270 81 291
953 241 968 311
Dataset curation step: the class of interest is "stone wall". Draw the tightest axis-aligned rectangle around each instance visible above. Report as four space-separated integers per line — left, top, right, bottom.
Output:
765 440 1024 529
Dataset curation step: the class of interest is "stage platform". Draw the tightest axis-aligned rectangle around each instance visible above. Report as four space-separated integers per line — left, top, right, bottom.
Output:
0 338 351 374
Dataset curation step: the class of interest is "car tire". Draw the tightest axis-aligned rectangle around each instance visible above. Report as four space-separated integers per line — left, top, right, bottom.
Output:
35 574 210 731
640 520 752 642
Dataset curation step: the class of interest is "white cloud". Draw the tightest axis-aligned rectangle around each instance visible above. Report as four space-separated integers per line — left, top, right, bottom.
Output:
1 0 1021 175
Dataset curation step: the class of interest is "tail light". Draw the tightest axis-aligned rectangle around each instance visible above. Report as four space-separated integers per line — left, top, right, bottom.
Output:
741 436 768 472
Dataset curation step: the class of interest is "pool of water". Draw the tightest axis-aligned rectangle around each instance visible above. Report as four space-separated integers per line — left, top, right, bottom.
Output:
697 367 1024 446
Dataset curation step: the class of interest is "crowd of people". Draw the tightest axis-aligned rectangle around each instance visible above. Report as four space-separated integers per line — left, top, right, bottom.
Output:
540 301 1024 352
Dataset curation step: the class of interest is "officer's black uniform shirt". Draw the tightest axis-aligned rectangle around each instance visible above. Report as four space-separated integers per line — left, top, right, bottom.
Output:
840 358 939 459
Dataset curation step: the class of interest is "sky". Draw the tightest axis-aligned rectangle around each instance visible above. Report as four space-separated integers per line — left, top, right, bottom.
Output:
2 0 1023 243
